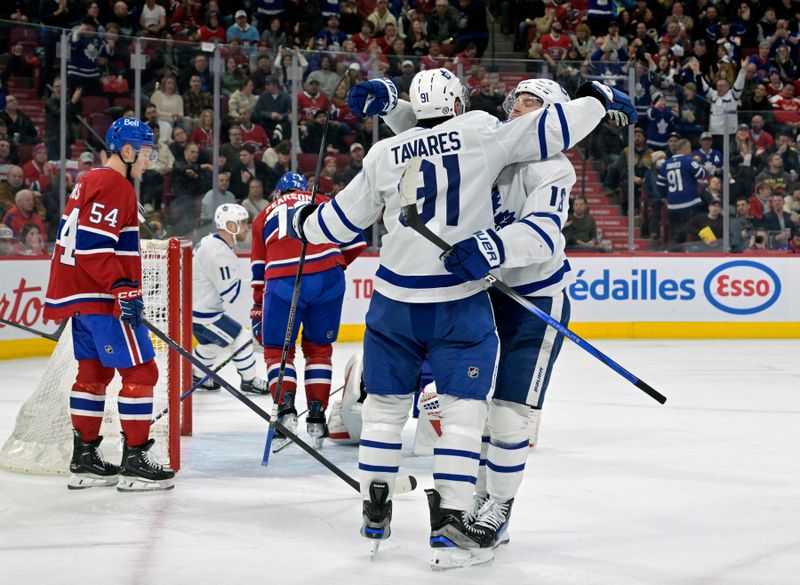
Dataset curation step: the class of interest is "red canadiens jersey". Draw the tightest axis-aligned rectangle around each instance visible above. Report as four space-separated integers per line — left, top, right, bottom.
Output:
44 167 142 320
250 191 367 302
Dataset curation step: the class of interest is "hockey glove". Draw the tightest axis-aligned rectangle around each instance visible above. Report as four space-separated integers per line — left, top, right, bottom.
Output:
441 229 506 282
111 280 144 328
577 81 638 125
250 303 263 346
287 202 319 243
347 79 398 118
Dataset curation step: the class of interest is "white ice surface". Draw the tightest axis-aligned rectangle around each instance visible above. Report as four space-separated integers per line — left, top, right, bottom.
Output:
1 340 799 585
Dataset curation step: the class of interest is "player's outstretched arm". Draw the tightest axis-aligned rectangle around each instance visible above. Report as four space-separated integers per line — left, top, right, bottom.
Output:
289 171 383 246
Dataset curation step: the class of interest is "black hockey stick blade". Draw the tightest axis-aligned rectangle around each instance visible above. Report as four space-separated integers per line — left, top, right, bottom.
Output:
0 317 68 342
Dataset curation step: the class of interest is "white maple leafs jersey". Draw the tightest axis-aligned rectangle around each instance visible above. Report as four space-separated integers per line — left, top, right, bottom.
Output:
490 153 575 297
192 234 243 324
303 97 605 302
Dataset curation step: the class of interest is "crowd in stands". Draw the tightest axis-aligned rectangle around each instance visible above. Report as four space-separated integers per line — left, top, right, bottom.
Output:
0 0 799 254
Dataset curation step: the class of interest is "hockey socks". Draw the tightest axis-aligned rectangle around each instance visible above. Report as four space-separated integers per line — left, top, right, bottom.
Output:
118 383 154 448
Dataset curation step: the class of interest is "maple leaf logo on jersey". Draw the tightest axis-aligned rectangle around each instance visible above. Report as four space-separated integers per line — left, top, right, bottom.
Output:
491 184 516 230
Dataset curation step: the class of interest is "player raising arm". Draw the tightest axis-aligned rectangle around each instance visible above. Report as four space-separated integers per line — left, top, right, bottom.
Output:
44 118 174 492
290 69 634 569
192 203 267 394
250 172 366 450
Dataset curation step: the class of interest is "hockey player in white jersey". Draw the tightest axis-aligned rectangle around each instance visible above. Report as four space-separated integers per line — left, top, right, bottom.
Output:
192 204 267 394
289 68 633 569
347 76 634 553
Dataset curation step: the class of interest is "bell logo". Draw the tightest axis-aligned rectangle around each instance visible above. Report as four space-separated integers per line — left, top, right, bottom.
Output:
703 261 781 315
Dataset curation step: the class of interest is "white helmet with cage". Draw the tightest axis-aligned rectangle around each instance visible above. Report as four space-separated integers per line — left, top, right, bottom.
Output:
214 203 249 235
410 68 470 120
503 78 571 115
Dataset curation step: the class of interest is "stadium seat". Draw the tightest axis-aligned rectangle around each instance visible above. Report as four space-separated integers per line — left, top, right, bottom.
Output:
81 96 111 114
112 96 136 111
297 153 318 175
87 112 113 145
17 144 35 165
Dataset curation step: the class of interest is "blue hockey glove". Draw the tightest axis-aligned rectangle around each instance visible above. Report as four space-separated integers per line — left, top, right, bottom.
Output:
577 81 638 125
111 280 144 328
250 303 263 346
441 230 506 282
347 79 398 118
287 202 319 243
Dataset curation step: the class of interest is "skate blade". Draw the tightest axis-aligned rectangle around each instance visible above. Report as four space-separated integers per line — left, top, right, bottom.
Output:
117 476 175 492
430 547 494 571
494 530 510 548
272 437 292 453
67 473 119 490
369 540 381 561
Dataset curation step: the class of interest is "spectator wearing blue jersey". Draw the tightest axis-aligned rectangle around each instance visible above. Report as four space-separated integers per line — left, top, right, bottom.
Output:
657 138 709 244
228 10 261 54
692 132 723 177
317 14 347 51
645 92 677 149
67 18 109 96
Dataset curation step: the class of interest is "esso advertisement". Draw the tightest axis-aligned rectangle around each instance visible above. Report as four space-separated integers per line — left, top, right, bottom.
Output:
703 261 781 315
565 256 798 322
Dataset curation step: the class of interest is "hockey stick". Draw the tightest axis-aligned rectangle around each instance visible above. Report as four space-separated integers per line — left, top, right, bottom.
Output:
262 65 359 466
144 319 419 494
150 340 254 425
398 158 667 405
0 317 68 342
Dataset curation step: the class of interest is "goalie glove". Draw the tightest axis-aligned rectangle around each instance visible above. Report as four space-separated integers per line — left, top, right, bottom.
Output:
250 303 263 346
441 229 505 282
577 81 638 125
287 201 319 243
347 79 398 118
111 280 144 328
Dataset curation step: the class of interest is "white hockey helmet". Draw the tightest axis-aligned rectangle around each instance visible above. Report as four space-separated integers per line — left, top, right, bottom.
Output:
410 68 469 120
214 203 249 235
503 78 571 114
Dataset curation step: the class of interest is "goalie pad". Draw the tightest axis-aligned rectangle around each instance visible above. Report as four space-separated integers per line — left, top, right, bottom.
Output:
327 353 365 444
414 384 542 455
413 382 442 456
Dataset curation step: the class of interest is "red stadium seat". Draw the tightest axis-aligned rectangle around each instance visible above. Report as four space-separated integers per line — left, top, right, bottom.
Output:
112 97 136 111
17 144 35 165
81 96 111 114
297 153 318 174
87 112 114 145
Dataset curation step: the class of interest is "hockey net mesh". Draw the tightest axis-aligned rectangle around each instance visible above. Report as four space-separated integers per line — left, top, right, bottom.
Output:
0 239 185 475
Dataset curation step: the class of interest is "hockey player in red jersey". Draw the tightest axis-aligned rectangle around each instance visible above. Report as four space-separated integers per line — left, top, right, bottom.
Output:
250 171 366 450
44 117 175 492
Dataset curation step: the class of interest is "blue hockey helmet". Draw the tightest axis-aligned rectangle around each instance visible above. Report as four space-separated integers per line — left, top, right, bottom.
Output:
105 117 156 159
276 171 308 193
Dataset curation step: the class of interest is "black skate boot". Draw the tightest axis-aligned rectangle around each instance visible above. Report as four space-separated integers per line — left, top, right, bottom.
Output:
469 498 513 548
240 376 268 395
361 480 392 560
118 436 175 492
67 430 120 490
271 392 298 453
306 400 329 449
426 489 494 570
192 373 220 392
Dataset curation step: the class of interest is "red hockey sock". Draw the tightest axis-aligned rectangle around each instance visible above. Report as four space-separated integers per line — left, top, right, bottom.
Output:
264 346 297 403
118 383 154 448
302 341 333 408
70 359 114 442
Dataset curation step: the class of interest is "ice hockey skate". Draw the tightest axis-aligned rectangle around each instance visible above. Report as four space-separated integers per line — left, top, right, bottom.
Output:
240 376 268 395
469 498 513 548
426 489 494 570
361 480 392 560
117 436 175 492
271 392 298 453
191 373 220 392
306 400 329 449
67 430 121 490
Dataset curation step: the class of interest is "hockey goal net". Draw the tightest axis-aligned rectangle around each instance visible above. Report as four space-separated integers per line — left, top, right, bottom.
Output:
0 238 193 474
